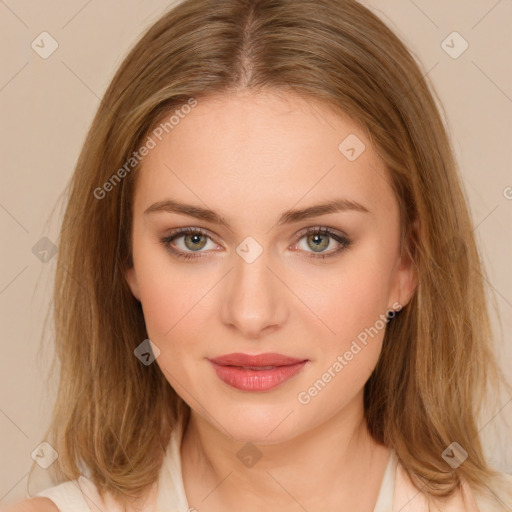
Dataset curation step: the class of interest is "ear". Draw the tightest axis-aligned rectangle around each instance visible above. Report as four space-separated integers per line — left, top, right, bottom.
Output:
388 220 418 310
125 265 141 301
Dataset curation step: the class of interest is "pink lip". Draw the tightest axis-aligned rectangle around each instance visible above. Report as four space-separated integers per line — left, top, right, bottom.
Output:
208 353 308 391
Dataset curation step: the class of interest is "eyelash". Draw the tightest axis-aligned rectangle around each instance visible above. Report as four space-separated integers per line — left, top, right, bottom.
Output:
160 226 352 261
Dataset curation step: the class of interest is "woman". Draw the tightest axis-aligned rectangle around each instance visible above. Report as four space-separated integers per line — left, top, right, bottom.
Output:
9 0 512 510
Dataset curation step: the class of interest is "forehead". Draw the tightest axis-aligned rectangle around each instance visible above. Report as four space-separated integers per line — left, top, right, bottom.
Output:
133 90 396 224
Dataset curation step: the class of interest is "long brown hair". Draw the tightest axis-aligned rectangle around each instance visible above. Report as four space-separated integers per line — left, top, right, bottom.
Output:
32 0 510 506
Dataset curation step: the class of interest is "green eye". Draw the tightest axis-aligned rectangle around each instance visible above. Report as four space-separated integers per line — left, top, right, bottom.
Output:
292 227 352 259
161 226 352 261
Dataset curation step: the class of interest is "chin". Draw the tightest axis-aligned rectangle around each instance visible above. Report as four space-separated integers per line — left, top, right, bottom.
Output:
211 402 302 445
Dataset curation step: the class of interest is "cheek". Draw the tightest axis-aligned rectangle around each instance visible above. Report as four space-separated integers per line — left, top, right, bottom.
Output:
136 261 209 384
296 255 393 351
131 237 199 339
138 270 204 343
292 262 390 413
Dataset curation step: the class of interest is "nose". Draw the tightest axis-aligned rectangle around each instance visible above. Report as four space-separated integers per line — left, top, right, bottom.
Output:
220 249 288 340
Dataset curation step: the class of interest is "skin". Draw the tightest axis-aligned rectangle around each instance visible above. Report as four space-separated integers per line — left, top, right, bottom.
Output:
125 89 417 511
5 497 58 512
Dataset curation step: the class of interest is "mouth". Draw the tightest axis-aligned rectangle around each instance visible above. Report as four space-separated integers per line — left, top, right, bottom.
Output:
207 353 309 392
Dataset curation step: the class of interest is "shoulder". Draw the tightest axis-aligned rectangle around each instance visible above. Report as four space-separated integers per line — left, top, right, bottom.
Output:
9 476 102 512
19 476 155 512
2 497 58 512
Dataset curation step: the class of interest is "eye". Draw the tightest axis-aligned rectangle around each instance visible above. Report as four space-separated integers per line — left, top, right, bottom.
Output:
160 227 219 261
291 227 352 260
160 226 352 261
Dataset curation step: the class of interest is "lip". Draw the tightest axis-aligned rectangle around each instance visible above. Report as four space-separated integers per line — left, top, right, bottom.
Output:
208 353 308 392
209 352 306 367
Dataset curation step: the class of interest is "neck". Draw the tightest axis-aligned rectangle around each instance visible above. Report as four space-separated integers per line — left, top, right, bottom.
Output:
180 391 391 511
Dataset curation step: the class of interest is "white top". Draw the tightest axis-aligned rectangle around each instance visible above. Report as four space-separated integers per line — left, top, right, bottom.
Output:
32 417 512 511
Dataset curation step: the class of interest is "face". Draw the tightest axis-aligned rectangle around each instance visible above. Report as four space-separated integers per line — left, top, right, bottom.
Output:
125 89 417 443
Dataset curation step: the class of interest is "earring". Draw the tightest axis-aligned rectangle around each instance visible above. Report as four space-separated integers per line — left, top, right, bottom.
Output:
385 307 397 322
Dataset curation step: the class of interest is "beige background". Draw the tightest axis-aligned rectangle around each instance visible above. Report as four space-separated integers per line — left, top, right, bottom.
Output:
1 0 511 505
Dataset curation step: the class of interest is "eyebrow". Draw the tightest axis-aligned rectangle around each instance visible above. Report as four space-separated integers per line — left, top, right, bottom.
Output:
143 198 370 227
